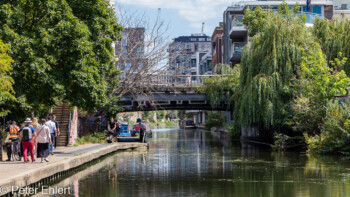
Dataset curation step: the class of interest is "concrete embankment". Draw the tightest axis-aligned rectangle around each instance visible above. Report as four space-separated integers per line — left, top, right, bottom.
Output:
0 142 147 196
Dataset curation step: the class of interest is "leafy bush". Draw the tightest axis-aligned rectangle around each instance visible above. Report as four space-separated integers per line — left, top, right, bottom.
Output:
304 101 350 153
228 123 240 139
164 120 175 128
205 113 225 131
76 132 106 145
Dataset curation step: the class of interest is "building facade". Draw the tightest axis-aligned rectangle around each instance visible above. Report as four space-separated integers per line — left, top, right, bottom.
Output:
333 0 350 18
223 0 334 67
168 34 211 78
211 23 224 73
115 28 148 77
199 51 212 75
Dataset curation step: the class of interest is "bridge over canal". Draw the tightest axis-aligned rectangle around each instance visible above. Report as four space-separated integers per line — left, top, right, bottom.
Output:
117 74 230 112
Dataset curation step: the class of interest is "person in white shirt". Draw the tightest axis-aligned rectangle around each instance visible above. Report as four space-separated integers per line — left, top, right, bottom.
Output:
36 119 52 163
45 116 57 155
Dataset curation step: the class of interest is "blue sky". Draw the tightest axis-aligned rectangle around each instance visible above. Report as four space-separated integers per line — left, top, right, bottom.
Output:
113 0 237 40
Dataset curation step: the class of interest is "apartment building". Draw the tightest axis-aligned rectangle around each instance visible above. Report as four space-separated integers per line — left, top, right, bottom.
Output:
333 0 350 18
115 28 148 77
168 34 211 77
223 0 334 67
211 23 224 74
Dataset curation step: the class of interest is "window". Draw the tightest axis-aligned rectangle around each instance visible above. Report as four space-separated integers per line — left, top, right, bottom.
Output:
201 44 205 51
121 32 128 47
233 43 245 53
232 15 244 26
198 38 205 42
191 59 196 68
185 44 191 49
190 38 197 42
125 62 132 70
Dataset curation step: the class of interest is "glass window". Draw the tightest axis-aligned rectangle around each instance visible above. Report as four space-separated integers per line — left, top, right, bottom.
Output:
125 62 132 70
198 38 205 41
233 15 244 26
233 43 245 53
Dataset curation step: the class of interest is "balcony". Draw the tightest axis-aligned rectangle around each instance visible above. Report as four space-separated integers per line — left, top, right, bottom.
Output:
230 42 246 64
230 15 247 39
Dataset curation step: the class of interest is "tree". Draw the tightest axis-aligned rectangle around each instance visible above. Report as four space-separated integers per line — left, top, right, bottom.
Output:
113 6 170 97
288 46 350 135
204 64 240 109
313 18 350 74
238 3 311 131
0 0 122 117
0 39 15 116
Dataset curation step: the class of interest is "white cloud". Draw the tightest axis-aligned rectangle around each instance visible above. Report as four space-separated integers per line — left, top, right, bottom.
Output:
115 0 232 28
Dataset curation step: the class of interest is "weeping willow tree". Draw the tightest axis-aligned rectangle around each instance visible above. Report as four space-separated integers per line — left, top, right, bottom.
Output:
203 64 240 109
313 18 350 74
238 3 313 131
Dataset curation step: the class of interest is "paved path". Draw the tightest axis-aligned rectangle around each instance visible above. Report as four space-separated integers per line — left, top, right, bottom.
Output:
0 142 147 196
0 144 106 170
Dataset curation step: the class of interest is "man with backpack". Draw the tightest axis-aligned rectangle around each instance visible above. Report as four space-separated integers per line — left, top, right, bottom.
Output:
20 118 36 163
131 118 146 143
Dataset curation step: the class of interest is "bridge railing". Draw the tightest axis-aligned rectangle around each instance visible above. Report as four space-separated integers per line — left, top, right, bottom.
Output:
140 74 225 87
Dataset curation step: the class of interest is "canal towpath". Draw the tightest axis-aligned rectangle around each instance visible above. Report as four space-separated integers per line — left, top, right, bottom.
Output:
0 142 147 196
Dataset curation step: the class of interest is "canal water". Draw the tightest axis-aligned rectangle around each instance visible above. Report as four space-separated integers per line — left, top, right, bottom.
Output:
40 128 350 197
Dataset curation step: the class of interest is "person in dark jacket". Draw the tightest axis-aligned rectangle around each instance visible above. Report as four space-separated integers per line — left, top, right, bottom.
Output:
132 118 146 143
52 115 60 149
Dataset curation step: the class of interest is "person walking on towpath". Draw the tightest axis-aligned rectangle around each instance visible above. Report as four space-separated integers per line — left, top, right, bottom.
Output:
52 115 60 149
5 121 21 161
45 116 57 155
20 118 36 163
36 119 51 163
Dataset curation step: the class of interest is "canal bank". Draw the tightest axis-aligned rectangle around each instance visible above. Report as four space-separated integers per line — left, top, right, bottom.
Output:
0 142 147 196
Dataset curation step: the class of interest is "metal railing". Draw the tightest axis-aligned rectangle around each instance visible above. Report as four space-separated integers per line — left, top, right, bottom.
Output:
138 74 226 88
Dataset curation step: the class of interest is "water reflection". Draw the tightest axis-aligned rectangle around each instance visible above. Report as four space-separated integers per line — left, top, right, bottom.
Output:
38 129 350 197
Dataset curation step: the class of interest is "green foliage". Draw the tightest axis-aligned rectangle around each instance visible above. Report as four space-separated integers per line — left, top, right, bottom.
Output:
243 2 301 37
204 64 240 109
164 120 175 128
76 132 106 145
313 18 350 74
304 101 350 153
288 46 350 135
239 4 311 130
0 0 123 118
227 123 240 139
205 113 225 131
243 6 268 37
0 39 15 116
156 111 165 120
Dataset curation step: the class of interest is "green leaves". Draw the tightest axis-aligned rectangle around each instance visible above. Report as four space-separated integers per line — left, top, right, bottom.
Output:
0 39 15 116
0 0 122 117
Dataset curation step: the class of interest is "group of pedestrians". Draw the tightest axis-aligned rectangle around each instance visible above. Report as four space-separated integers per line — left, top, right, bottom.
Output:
5 115 60 163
